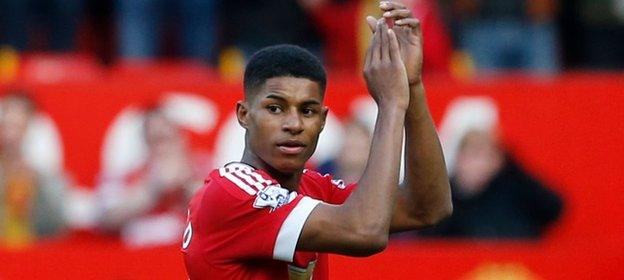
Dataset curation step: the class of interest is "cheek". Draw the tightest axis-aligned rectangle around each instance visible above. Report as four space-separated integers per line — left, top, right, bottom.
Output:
249 115 278 148
304 123 323 152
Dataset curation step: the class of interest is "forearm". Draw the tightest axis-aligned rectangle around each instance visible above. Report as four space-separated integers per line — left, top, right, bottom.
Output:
344 104 406 235
400 83 452 226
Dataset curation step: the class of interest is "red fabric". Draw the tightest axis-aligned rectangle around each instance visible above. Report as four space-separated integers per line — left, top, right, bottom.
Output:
182 165 356 279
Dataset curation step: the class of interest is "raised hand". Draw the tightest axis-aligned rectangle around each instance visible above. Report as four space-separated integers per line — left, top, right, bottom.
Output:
367 1 423 86
363 20 410 110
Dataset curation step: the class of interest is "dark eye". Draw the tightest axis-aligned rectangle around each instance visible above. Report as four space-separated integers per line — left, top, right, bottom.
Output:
267 105 282 113
302 108 317 116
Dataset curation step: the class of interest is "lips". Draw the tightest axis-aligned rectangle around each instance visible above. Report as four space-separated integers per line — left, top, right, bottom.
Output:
276 140 307 155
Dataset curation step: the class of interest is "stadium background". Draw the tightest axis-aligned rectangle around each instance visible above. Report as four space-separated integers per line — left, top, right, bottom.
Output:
0 0 623 279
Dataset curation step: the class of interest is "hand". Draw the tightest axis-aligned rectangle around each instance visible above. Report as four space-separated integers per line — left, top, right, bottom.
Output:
367 1 423 86
363 20 410 110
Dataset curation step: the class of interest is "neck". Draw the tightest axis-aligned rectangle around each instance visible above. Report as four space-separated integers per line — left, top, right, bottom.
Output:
240 148 303 191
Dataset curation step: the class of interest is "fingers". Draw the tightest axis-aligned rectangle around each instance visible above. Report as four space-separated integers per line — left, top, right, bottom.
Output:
382 8 412 21
366 16 377 33
379 1 407 11
387 29 400 63
380 21 389 62
379 1 413 33
366 19 395 65
394 18 420 29
395 18 422 38
364 37 372 70
371 21 382 63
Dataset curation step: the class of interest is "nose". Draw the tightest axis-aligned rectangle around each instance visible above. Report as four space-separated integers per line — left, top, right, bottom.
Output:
282 109 304 135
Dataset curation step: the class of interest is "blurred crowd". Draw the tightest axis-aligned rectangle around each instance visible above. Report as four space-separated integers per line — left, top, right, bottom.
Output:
0 92 565 249
0 0 623 79
0 0 597 249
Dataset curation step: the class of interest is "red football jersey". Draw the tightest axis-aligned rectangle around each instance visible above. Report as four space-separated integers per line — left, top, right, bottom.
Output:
182 162 356 280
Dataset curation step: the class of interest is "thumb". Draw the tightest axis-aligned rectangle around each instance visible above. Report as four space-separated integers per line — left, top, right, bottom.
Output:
366 16 377 33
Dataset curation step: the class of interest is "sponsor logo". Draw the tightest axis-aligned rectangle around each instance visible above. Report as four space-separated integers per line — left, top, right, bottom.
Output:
331 179 346 189
253 185 295 212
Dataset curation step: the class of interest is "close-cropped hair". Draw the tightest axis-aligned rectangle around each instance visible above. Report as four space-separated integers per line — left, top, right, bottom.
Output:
243 44 326 98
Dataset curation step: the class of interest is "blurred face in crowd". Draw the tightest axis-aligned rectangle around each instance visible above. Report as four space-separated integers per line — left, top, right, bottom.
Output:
143 111 184 157
337 120 372 183
238 76 328 174
454 129 504 196
0 96 34 151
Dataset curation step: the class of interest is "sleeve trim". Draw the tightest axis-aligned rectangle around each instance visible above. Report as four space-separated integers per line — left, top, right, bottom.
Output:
273 196 321 262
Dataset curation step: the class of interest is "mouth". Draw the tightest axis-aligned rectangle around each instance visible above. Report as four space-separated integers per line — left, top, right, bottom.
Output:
276 140 307 155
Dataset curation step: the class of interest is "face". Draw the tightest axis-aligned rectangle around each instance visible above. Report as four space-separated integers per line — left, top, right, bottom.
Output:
337 121 371 183
454 130 504 195
144 112 183 156
0 98 33 149
238 76 328 173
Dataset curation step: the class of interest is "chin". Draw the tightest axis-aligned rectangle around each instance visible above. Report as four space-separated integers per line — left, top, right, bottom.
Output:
270 158 306 174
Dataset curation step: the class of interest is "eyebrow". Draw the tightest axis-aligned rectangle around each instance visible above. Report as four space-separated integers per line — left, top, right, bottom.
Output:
265 94 321 106
265 94 287 102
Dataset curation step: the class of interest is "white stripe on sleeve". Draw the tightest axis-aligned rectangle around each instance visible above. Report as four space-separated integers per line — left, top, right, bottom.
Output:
222 172 257 195
273 196 321 262
233 170 266 191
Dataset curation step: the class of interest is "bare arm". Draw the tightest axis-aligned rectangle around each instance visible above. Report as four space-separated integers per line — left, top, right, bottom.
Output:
391 83 452 231
376 1 452 231
298 21 410 256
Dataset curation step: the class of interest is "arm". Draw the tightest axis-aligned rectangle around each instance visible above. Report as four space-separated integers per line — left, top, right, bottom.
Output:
298 20 410 256
391 83 453 231
376 1 452 231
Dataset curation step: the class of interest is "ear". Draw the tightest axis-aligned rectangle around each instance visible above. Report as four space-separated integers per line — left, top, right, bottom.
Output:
320 106 329 131
236 100 249 128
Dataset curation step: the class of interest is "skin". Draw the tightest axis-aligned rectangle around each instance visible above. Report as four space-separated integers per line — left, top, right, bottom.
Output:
237 76 328 190
377 0 453 231
236 1 452 256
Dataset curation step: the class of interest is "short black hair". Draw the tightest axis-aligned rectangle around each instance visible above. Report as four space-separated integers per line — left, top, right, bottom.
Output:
244 44 326 98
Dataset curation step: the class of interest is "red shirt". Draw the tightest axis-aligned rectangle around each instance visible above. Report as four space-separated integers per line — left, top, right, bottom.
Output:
182 162 356 280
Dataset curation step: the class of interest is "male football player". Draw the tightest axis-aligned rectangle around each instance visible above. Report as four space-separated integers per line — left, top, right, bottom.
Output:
182 2 452 279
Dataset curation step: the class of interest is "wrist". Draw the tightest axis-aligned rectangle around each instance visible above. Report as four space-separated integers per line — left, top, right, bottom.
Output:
409 82 425 95
408 75 423 88
378 101 408 115
406 83 430 121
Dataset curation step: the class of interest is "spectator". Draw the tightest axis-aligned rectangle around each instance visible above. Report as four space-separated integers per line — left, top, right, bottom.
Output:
221 0 322 59
317 118 372 184
97 107 204 247
420 97 563 238
0 0 84 52
443 0 560 74
574 0 624 69
0 92 65 248
115 0 218 64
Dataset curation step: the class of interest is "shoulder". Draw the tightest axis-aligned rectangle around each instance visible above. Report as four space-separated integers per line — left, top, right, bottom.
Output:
209 162 280 199
206 163 303 213
302 169 347 190
301 169 356 205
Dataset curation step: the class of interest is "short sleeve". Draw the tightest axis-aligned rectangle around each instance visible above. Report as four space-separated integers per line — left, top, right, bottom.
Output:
328 182 357 204
303 170 357 204
198 165 321 263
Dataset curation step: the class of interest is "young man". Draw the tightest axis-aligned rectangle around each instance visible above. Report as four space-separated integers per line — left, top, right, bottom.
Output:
182 2 452 279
